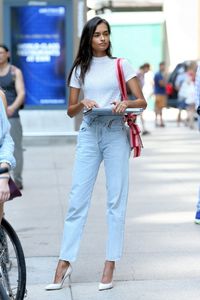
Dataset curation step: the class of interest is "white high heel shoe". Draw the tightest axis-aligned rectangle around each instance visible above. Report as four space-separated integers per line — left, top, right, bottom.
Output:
98 281 113 291
45 265 72 291
99 263 115 291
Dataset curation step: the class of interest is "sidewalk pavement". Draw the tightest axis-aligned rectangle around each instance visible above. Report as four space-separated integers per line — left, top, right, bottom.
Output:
4 110 200 300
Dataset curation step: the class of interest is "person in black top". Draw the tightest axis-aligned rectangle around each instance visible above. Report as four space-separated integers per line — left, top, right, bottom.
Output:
0 45 25 189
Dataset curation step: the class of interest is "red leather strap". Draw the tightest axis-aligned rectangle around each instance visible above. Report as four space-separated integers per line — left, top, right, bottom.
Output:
126 115 143 157
115 58 143 157
116 58 127 100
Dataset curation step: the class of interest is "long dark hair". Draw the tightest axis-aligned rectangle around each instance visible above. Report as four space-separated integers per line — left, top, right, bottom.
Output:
0 44 10 62
67 17 112 85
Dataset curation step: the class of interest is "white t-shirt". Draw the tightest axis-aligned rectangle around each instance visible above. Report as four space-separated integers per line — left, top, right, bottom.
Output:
69 56 136 108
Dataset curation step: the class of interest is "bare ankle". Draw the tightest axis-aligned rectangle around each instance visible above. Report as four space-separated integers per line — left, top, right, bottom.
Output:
58 260 70 268
101 261 115 284
54 260 70 283
104 260 115 268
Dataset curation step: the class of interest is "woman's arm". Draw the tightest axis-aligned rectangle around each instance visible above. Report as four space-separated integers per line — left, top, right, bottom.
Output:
7 68 25 117
113 76 147 113
0 94 15 204
0 96 16 169
67 87 84 118
0 90 7 108
67 87 99 118
126 76 147 108
0 133 16 169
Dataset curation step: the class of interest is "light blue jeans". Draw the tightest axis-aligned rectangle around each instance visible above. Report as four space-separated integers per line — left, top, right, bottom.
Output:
59 116 131 262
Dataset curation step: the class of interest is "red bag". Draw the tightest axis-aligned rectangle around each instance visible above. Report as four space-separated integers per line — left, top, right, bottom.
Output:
165 82 174 96
115 58 143 157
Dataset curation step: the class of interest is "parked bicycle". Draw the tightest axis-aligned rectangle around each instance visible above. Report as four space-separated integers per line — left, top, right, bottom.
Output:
0 217 26 299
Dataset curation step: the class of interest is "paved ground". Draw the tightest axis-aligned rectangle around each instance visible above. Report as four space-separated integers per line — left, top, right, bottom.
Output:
4 109 200 300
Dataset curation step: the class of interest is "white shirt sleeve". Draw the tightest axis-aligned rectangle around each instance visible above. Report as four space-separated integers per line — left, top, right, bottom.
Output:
122 59 137 82
195 66 200 107
69 66 81 88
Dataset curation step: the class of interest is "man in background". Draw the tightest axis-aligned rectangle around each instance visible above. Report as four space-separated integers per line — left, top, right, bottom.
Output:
137 63 151 135
154 62 167 127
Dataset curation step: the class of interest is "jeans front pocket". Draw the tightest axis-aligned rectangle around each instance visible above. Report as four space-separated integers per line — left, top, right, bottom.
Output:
79 122 89 132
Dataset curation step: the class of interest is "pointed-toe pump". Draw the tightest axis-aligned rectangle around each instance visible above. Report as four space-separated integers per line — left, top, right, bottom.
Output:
98 281 113 291
45 265 72 291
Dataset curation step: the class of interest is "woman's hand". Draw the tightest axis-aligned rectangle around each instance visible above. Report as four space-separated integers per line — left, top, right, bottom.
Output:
111 101 128 114
0 178 10 203
80 99 99 110
7 105 16 118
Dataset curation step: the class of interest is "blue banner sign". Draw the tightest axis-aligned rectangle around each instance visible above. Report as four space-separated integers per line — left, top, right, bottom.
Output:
11 6 66 106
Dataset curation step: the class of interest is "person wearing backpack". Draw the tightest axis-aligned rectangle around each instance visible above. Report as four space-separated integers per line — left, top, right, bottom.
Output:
175 65 188 126
0 45 25 190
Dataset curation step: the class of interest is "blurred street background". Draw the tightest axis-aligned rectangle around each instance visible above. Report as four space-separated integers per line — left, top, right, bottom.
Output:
1 0 200 299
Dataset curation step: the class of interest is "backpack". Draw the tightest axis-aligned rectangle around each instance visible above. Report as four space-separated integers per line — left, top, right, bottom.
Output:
166 63 186 99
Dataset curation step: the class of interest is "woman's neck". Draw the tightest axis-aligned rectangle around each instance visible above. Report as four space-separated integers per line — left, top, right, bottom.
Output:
0 62 9 73
92 51 107 57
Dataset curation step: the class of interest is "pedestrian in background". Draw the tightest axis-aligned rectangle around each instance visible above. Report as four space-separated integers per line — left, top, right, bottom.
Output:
175 65 188 126
46 16 146 291
178 65 197 129
137 63 151 135
0 88 16 222
142 62 154 104
184 69 196 129
194 64 200 224
0 45 25 190
154 62 167 127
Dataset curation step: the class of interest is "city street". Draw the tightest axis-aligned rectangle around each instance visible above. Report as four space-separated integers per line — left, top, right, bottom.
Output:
4 110 200 300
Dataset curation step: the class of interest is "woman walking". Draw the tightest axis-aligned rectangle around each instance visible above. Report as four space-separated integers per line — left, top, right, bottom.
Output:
46 16 147 291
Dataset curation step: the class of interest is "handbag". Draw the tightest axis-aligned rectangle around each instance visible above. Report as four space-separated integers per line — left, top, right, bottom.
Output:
115 58 143 157
8 178 22 200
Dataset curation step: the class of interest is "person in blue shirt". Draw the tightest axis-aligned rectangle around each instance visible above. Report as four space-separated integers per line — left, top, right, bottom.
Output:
154 62 167 127
0 89 16 222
